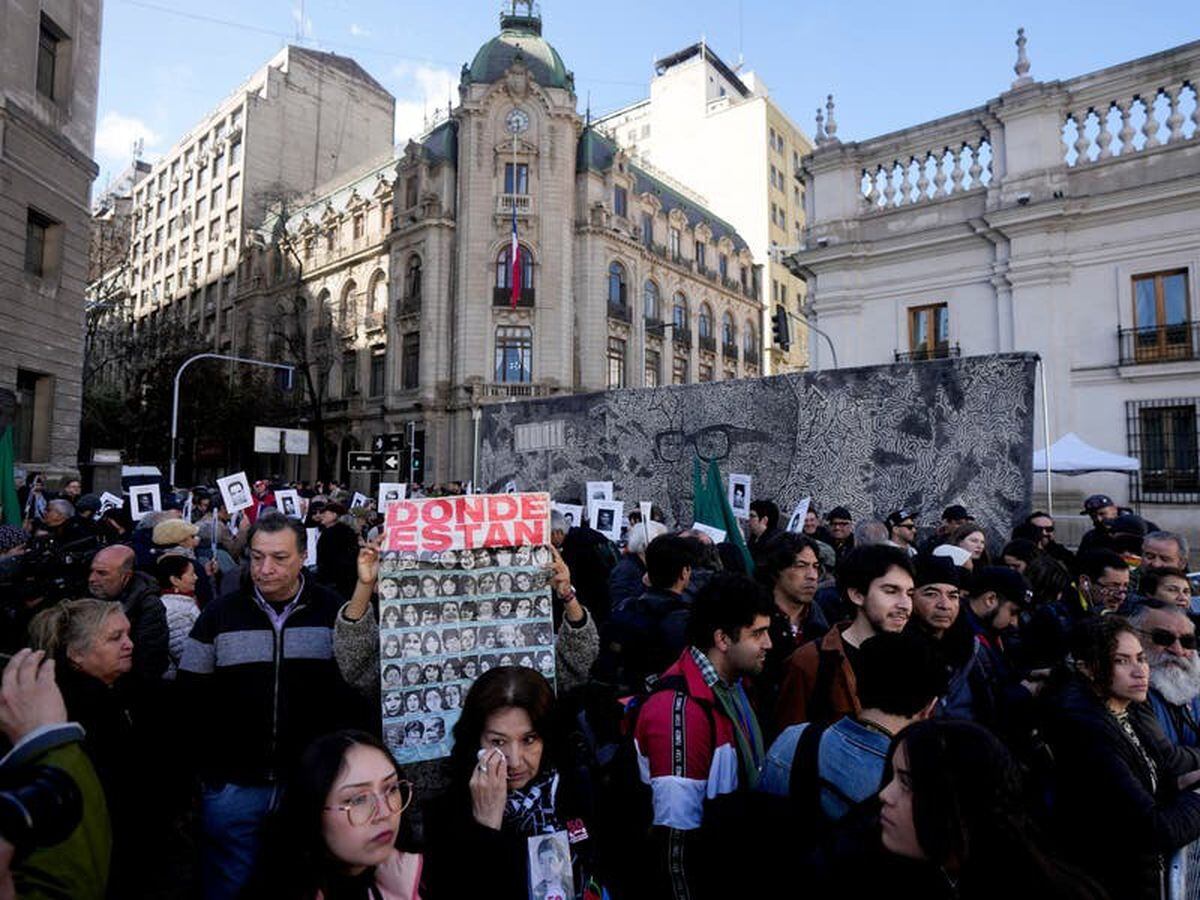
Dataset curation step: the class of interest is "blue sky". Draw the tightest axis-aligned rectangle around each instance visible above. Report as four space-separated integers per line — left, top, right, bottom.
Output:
95 0 1198 191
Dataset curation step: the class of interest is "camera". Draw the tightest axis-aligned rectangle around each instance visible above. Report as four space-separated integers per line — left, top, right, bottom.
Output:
0 763 81 854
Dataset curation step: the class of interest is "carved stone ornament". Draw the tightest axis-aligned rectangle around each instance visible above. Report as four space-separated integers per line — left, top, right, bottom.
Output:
505 58 530 101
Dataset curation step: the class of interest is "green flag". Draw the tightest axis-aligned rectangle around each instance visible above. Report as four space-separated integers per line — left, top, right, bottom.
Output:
692 456 754 573
0 427 20 526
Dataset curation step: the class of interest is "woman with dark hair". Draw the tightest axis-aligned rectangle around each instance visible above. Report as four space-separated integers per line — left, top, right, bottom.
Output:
250 729 422 899
422 666 609 898
949 524 991 568
1042 615 1200 899
871 719 1102 898
156 552 200 679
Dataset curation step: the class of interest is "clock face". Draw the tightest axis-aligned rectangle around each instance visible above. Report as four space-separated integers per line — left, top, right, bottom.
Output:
505 108 530 134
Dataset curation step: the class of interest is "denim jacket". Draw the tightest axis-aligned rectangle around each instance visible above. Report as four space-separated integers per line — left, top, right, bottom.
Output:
758 716 891 822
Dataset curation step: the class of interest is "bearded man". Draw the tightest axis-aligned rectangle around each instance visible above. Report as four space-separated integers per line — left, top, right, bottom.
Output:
1131 600 1200 753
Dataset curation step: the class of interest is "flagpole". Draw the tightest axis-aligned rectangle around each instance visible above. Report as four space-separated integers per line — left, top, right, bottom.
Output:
511 130 519 309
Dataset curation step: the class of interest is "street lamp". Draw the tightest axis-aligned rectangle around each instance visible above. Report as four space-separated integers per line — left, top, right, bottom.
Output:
170 353 295 487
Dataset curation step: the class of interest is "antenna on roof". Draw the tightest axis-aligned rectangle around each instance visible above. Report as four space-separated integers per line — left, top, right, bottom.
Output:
294 0 305 43
737 0 744 70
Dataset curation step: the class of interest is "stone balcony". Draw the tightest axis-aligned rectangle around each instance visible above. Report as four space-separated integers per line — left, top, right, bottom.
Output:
496 194 534 216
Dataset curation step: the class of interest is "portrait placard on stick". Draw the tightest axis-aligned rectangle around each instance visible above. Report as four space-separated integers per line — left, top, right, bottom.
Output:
590 499 623 543
129 484 161 521
786 497 812 533
378 493 556 764
350 491 371 511
217 472 254 513
552 503 583 531
378 483 407 516
727 474 751 520
690 521 727 544
275 489 302 519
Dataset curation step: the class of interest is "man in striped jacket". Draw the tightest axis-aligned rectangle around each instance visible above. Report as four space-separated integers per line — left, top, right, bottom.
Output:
633 573 774 899
177 512 366 900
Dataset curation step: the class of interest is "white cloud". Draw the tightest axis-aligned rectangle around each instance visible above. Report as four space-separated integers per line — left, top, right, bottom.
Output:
349 23 370 37
95 112 160 165
390 63 457 145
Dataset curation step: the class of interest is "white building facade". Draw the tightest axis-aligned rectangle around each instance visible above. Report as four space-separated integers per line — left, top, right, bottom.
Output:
595 42 813 372
788 35 1200 536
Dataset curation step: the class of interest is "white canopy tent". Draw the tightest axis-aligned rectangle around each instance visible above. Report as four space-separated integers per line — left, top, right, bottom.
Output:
1033 432 1141 475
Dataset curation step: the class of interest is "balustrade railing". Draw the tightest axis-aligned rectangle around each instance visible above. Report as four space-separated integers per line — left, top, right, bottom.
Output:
859 116 993 210
699 334 716 352
1119 322 1200 365
607 301 631 322
1062 48 1200 166
894 343 961 363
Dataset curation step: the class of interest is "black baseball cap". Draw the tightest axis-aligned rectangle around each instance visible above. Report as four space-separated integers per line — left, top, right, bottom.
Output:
969 566 1032 609
941 504 972 521
826 506 853 522
885 508 916 528
1081 494 1115 514
1110 513 1148 537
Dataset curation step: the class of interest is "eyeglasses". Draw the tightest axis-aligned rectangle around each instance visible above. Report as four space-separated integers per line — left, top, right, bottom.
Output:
324 780 413 826
1139 628 1198 651
1035 525 1055 533
1094 581 1129 595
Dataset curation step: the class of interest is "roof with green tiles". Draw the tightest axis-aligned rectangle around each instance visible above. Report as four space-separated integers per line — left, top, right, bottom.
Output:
465 11 573 92
576 127 750 254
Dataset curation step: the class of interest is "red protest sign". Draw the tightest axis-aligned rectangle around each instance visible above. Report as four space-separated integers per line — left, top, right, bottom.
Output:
384 493 550 553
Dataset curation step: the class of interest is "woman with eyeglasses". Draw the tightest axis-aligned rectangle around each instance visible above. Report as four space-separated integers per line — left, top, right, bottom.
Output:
251 729 422 899
1041 615 1200 899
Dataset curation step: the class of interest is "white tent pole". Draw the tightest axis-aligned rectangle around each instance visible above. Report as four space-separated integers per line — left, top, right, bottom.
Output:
1037 356 1053 516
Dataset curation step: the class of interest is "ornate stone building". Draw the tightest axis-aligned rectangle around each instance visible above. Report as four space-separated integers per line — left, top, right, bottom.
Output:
788 32 1200 538
237 6 760 484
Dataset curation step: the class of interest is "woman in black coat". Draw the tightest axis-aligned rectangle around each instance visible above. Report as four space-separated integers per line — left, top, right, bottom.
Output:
1041 615 1200 900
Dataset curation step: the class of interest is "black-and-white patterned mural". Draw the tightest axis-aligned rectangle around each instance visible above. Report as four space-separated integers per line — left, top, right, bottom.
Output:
479 353 1036 539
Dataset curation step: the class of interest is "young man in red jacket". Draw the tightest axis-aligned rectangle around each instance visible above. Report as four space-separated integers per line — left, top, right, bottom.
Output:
633 572 775 899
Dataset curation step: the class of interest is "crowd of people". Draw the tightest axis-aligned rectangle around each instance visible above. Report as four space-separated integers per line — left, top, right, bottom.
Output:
0 473 1197 899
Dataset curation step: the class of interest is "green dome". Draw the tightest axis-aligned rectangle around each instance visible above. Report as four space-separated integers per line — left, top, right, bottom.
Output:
467 12 572 91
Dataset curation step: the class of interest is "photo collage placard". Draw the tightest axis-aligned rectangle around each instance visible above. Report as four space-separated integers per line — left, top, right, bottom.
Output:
379 499 556 764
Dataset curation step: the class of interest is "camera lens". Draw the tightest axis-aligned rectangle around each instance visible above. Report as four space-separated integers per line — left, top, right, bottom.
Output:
0 765 82 853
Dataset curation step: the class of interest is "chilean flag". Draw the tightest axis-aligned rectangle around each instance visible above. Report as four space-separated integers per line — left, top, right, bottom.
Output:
510 203 521 308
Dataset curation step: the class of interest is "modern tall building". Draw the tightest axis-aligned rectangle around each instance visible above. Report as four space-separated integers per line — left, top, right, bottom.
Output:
788 33 1200 539
228 6 761 484
123 45 395 349
1 0 102 482
594 42 813 372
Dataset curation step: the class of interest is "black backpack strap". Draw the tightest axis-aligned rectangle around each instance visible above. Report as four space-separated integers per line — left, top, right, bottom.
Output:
787 721 827 822
640 673 719 762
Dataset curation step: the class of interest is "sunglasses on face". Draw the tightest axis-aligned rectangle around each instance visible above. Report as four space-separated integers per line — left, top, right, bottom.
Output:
1140 628 1197 651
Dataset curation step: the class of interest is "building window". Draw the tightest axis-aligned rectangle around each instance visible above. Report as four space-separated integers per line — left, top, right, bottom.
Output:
495 326 532 383
719 254 728 278
607 261 627 308
641 212 653 247
341 350 358 396
698 304 713 339
698 362 714 382
1132 270 1191 362
607 337 626 389
669 227 681 259
405 176 418 208
643 280 660 320
743 320 758 358
673 356 688 385
504 163 529 195
495 245 534 289
37 16 63 101
695 241 706 269
722 312 736 348
230 138 242 166
404 255 422 302
24 208 55 276
1128 400 1199 499
228 173 240 199
909 303 950 357
614 186 628 218
672 293 688 330
370 276 387 313
13 370 53 462
353 214 364 239
369 347 386 397
401 333 420 389
645 348 661 388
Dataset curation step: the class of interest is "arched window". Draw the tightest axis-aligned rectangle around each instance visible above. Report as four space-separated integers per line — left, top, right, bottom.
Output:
339 280 357 327
608 261 627 307
405 255 422 301
672 292 688 330
643 280 660 320
495 326 533 384
369 273 387 313
698 303 713 339
722 311 736 347
743 319 757 355
495 245 534 290
315 289 330 325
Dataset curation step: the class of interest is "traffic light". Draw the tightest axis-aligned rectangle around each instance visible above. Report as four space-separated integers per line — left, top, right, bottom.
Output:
771 306 791 351
407 429 425 484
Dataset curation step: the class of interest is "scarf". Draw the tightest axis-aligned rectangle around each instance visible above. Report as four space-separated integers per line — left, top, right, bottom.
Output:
710 680 765 789
502 769 561 837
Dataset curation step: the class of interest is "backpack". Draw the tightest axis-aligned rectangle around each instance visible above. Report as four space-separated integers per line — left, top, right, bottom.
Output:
593 592 690 695
559 674 716 899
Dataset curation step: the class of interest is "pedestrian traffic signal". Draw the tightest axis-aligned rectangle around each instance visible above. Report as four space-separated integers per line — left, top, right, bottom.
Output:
772 306 791 351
